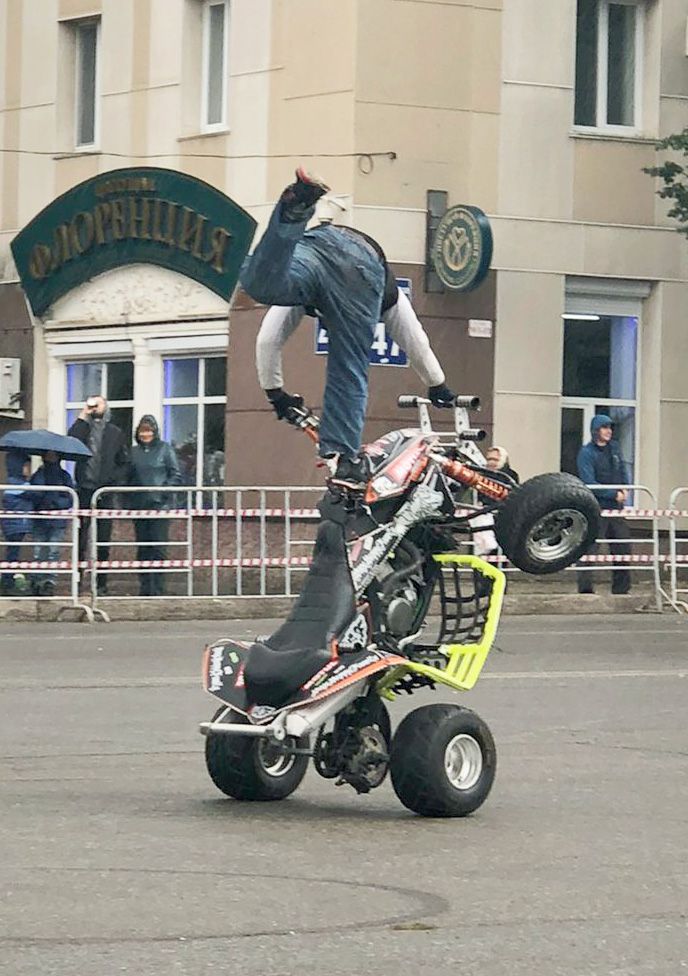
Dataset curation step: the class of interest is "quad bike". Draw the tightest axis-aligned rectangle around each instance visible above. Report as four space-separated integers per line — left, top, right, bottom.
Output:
200 395 600 817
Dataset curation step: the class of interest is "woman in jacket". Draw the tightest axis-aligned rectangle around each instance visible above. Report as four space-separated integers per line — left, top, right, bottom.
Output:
129 415 182 596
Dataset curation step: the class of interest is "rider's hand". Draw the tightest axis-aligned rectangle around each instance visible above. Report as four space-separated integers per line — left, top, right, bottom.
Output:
428 383 457 408
266 388 305 422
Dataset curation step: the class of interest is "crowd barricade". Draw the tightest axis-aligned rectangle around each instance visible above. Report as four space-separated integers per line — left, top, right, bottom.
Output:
0 484 80 605
89 485 323 602
668 487 688 611
5 482 687 614
581 484 664 611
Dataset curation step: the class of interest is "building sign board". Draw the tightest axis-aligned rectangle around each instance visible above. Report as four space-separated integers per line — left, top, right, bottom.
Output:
431 204 493 291
315 277 411 367
11 167 257 317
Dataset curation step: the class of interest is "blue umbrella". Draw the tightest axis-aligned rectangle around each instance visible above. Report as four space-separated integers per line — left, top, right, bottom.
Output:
0 429 92 461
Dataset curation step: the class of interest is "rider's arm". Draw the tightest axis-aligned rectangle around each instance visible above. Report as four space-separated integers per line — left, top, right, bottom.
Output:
255 305 306 390
382 289 446 387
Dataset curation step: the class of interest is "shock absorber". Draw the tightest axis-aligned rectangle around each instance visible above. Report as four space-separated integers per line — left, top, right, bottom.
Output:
436 457 511 501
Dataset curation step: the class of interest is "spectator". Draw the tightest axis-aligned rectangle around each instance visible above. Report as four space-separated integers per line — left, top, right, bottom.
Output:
128 415 182 597
68 395 129 595
1 449 32 596
29 450 76 597
485 446 520 486
576 414 631 596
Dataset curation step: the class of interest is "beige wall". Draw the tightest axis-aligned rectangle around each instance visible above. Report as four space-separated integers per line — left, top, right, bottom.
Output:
353 0 500 218
493 271 565 478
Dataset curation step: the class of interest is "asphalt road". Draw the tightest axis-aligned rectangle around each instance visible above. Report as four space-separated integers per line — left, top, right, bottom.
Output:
1 614 687 976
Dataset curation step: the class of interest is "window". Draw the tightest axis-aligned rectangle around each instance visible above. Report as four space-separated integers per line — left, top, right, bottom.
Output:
162 357 227 486
74 19 100 147
202 0 229 129
560 313 637 482
574 0 643 131
65 360 134 444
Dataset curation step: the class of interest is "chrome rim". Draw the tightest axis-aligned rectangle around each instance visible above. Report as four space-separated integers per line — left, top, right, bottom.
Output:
524 509 589 563
444 734 483 791
259 740 296 778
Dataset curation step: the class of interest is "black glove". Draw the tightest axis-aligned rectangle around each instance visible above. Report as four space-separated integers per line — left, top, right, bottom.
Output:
428 383 457 408
266 388 305 422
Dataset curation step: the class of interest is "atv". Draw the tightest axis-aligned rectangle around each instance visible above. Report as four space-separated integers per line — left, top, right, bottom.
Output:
200 394 600 816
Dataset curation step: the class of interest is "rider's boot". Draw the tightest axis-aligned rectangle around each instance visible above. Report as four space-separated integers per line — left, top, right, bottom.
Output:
328 453 372 491
279 167 331 223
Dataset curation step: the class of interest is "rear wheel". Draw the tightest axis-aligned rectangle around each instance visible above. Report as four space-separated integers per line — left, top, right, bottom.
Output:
205 707 309 801
494 473 600 575
389 703 496 817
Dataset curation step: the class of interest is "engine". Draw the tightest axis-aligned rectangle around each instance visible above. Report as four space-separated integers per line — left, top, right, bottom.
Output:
373 540 425 639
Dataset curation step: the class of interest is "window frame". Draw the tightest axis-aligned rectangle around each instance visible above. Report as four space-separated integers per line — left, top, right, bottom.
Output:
74 17 101 150
161 355 227 488
573 0 645 137
64 359 135 445
200 0 230 133
560 297 642 484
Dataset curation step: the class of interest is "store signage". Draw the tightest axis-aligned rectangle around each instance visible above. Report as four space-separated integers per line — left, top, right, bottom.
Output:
431 205 492 291
11 167 257 317
315 278 411 367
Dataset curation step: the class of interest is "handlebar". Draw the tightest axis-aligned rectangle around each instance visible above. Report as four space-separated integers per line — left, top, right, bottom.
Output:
397 394 481 411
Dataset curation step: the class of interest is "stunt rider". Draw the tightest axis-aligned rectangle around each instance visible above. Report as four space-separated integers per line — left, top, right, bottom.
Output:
240 169 456 489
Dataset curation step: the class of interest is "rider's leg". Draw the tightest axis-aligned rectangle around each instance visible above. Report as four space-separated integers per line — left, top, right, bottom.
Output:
315 230 385 460
240 205 319 307
240 170 330 307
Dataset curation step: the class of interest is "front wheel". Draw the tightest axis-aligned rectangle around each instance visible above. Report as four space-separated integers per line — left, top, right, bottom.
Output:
389 704 496 817
205 707 309 801
494 473 600 575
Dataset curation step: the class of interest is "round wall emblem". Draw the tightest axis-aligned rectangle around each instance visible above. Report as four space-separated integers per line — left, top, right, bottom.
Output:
431 204 493 291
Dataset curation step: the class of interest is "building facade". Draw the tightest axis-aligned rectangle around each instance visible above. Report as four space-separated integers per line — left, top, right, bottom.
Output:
1 0 686 496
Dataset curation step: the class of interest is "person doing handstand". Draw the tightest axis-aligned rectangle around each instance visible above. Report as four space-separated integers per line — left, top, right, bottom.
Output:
240 169 456 488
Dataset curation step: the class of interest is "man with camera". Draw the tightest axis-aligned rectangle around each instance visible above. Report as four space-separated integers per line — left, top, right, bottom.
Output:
68 395 129 595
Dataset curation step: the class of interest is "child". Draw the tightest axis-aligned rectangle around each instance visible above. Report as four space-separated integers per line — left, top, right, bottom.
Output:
30 450 76 597
1 449 33 595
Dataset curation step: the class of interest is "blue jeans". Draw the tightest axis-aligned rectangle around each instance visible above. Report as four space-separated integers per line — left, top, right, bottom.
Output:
241 206 385 458
33 520 66 585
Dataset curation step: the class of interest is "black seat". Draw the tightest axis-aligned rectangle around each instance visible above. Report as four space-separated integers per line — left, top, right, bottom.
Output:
244 520 356 707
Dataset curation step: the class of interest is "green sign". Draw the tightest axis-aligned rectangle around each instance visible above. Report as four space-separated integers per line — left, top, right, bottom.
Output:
431 204 493 291
11 166 257 317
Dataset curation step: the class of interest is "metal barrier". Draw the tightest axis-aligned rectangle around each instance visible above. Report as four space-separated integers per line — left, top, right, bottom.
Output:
581 484 664 612
89 485 322 602
668 487 688 611
5 481 687 615
467 484 666 611
0 483 101 617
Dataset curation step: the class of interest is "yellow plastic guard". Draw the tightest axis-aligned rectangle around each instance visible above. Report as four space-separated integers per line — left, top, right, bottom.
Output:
378 553 506 697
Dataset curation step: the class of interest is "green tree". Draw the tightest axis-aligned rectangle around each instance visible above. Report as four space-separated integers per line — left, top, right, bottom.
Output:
644 128 688 237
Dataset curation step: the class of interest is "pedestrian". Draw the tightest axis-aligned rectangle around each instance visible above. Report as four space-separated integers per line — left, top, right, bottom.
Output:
128 415 182 596
68 395 129 595
1 449 32 596
473 446 520 571
241 168 456 490
485 446 519 486
576 414 631 595
29 450 76 597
